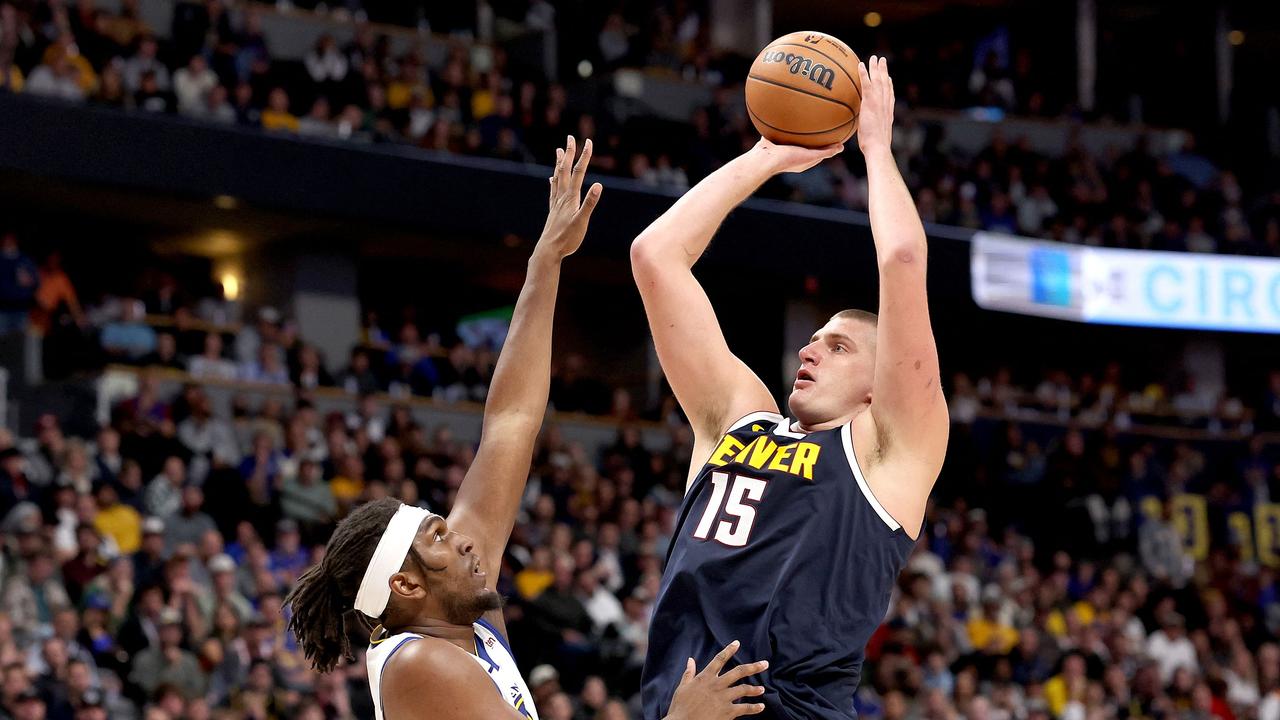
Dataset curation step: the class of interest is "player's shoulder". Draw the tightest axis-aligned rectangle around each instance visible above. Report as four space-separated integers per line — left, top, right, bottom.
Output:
381 636 505 719
382 635 479 687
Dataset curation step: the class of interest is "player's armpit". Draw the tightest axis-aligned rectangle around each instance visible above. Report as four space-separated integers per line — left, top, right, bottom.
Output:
630 241 777 441
381 640 527 720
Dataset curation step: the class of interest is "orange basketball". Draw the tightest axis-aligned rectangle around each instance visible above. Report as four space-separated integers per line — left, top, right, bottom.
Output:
745 31 862 148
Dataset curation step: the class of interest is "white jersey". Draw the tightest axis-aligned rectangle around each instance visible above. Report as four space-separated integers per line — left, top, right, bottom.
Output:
366 618 538 720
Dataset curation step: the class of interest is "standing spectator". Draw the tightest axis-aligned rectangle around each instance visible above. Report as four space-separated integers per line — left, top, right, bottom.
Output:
0 232 37 335
1139 500 1192 588
30 250 84 337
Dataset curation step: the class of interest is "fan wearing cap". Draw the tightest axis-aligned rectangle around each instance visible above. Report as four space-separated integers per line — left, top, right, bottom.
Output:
286 138 767 720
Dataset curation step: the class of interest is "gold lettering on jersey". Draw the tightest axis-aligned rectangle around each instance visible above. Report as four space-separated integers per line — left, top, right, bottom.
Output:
707 434 821 481
708 436 746 466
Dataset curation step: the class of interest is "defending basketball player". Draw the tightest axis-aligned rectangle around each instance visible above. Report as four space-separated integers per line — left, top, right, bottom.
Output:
286 137 768 720
632 57 949 719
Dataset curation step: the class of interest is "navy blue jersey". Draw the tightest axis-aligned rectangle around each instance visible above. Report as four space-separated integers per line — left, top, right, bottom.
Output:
641 412 918 720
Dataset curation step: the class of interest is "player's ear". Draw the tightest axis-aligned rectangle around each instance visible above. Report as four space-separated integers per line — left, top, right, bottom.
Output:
389 571 426 600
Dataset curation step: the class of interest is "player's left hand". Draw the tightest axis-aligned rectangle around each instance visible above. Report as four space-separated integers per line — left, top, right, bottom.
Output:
537 135 603 260
855 55 895 157
664 640 768 720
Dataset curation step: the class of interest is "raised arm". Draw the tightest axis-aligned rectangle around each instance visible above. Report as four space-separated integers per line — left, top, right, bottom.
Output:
858 57 949 527
630 141 841 448
449 136 601 582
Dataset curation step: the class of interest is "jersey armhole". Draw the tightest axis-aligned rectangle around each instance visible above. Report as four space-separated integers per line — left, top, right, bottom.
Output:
725 410 786 434
839 423 905 533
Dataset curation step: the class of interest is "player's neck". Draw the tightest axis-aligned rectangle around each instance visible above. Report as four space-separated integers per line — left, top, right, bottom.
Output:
389 617 477 655
794 403 869 433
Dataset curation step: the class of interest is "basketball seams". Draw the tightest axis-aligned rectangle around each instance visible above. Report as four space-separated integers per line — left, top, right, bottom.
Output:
760 42 862 102
746 74 857 115
746 105 853 137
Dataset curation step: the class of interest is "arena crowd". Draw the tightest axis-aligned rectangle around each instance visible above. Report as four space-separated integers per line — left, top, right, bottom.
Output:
0 277 1279 718
1 0 1276 257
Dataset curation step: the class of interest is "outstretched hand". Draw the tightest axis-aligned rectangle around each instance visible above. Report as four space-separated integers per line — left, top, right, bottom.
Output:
538 135 603 260
664 641 769 720
752 136 844 175
856 55 895 157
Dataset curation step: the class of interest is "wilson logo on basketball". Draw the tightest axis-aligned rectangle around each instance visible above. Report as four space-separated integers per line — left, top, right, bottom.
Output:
760 51 836 91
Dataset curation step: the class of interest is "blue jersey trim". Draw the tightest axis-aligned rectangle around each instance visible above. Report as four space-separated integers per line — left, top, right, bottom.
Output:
378 636 420 715
475 617 517 659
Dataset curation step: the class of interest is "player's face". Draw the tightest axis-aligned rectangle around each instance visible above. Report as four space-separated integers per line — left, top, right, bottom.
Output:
410 517 502 624
788 316 876 426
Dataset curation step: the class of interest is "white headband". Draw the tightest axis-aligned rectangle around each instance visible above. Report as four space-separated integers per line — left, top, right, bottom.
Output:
354 504 436 618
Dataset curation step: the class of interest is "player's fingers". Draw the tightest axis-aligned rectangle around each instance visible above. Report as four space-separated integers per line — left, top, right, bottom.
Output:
571 138 593 192
721 660 768 684
560 135 576 193
680 658 696 685
730 683 767 699
857 61 871 91
704 640 740 676
732 703 767 717
573 182 602 223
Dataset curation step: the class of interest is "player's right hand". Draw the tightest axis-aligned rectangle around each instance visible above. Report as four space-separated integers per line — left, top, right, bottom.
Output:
664 641 768 720
536 135 602 261
752 136 844 175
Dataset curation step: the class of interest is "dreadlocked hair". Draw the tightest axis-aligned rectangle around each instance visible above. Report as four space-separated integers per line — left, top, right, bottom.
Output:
285 497 403 673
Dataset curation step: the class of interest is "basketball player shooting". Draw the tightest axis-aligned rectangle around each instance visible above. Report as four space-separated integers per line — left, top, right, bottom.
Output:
633 57 949 719
285 137 769 720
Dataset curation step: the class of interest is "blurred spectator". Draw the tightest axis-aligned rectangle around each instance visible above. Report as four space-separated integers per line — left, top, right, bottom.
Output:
173 54 218 116
121 35 169 93
187 332 238 381
0 232 37 335
99 298 157 361
260 87 299 133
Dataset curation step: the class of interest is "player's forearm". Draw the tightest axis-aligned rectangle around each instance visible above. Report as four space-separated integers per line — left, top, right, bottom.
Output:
632 149 775 270
865 147 927 268
482 252 560 427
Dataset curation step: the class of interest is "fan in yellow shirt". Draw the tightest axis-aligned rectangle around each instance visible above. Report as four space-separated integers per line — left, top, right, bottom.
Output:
261 87 300 133
93 484 142 554
1044 652 1088 716
966 594 1019 654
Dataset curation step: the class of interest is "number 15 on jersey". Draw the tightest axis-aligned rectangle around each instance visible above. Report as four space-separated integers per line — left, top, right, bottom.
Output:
692 472 769 547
